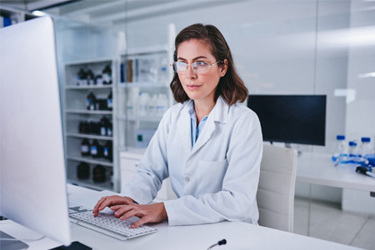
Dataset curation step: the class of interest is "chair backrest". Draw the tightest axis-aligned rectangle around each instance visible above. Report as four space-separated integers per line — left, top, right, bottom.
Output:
257 145 298 232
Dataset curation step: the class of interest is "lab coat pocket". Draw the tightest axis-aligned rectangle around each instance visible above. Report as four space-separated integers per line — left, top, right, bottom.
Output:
197 159 228 193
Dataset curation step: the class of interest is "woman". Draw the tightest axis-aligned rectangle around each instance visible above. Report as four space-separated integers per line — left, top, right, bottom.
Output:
93 23 263 229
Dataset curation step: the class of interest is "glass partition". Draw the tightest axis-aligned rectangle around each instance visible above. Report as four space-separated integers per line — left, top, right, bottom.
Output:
47 0 375 156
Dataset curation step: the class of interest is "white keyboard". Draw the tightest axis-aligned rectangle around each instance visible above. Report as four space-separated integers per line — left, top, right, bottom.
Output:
69 206 157 240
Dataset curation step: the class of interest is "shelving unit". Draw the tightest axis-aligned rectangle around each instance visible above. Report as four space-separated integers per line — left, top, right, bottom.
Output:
62 24 176 191
63 58 120 191
117 24 175 152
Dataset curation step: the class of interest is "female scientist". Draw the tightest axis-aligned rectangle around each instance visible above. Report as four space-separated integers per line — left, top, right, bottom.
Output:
93 23 263 228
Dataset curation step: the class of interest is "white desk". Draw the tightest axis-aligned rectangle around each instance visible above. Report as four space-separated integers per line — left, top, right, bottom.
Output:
297 152 375 192
0 185 362 250
296 152 375 235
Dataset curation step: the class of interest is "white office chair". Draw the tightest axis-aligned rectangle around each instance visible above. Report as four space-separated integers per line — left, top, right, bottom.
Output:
257 144 298 233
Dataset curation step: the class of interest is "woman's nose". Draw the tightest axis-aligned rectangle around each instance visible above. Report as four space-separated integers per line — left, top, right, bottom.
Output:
185 64 197 79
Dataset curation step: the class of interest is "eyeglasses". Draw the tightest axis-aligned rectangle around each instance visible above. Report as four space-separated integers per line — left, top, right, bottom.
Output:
171 61 221 74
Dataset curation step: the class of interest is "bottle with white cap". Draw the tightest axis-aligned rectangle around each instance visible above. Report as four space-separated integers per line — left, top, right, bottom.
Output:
138 92 150 116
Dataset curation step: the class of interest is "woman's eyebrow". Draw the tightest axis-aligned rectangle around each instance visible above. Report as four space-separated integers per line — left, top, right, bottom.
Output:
177 56 208 61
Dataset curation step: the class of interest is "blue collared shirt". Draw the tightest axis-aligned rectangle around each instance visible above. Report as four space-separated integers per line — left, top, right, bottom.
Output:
188 101 208 148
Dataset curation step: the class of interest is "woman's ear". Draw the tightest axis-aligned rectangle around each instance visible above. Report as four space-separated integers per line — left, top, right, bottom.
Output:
220 59 228 77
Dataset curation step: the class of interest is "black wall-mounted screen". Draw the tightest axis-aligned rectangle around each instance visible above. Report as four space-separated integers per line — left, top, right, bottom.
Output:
247 95 326 146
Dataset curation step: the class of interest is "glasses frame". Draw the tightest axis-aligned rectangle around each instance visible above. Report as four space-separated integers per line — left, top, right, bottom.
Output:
170 61 222 74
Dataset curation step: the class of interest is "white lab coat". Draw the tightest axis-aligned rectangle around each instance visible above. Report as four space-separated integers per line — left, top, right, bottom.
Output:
122 96 263 226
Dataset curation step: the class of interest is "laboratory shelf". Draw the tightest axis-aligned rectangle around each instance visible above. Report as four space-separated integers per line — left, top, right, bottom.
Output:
65 109 113 115
67 155 113 167
66 133 113 141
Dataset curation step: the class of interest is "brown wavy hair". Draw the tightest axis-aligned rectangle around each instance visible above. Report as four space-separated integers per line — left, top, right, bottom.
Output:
170 23 248 105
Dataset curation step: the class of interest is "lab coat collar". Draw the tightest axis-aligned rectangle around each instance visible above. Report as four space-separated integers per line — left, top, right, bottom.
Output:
191 96 229 155
178 96 230 156
212 96 229 124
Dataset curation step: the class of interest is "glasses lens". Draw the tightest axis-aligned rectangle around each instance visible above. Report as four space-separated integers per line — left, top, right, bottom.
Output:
173 61 214 74
193 62 209 74
173 62 187 73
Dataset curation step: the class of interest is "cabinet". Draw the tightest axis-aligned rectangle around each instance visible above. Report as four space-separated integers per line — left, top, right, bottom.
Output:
120 150 176 201
63 58 120 191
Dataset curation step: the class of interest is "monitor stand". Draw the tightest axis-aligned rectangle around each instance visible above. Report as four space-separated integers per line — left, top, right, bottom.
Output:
0 231 29 250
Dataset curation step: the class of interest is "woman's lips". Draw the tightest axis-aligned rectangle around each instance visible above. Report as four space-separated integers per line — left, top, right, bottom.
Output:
186 84 200 90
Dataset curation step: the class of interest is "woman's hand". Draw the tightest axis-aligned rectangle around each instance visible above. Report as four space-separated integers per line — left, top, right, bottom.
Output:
110 200 167 228
92 195 134 217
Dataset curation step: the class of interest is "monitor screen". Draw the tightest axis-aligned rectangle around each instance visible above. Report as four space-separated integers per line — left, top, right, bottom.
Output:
247 95 326 146
0 17 71 246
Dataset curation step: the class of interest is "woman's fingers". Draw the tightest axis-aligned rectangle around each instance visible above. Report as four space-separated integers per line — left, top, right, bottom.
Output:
109 204 122 210
93 195 133 216
131 217 148 229
93 196 110 216
93 196 107 211
128 203 168 228
113 204 135 218
120 209 139 221
95 200 167 229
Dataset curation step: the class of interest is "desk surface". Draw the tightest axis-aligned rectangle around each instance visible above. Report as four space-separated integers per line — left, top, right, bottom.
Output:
297 152 375 192
0 185 362 250
0 219 362 250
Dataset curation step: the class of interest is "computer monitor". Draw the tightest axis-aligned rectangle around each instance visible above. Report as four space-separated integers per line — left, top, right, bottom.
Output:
247 95 326 146
0 17 71 246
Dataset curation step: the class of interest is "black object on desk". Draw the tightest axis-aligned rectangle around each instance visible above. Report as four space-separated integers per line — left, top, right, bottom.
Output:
356 166 375 178
50 241 92 250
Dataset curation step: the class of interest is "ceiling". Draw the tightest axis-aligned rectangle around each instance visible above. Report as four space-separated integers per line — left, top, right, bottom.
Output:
6 0 374 28
0 0 230 26
1 0 77 11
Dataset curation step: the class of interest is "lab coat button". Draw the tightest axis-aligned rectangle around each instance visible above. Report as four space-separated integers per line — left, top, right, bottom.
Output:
185 176 190 182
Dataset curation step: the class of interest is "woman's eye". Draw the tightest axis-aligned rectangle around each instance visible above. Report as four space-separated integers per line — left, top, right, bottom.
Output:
196 61 207 66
